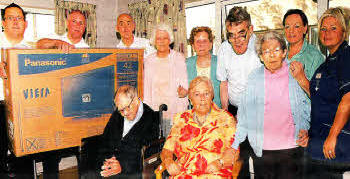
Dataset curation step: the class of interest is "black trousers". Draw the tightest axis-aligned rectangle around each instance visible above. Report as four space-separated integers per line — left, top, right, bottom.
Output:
306 157 350 179
253 147 304 179
0 101 8 172
41 147 80 179
0 101 34 178
228 104 252 179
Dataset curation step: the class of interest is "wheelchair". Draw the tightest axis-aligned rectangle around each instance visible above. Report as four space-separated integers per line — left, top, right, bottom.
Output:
79 104 168 179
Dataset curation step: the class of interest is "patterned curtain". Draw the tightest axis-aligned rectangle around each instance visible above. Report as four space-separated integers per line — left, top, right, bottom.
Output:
54 0 97 47
128 0 187 56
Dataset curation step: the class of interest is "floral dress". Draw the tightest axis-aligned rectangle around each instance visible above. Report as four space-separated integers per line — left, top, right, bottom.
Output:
163 104 237 178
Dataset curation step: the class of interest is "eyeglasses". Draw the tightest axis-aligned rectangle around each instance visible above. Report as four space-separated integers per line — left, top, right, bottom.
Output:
193 91 211 99
5 16 24 21
227 31 248 41
117 97 135 114
262 47 282 56
194 39 210 45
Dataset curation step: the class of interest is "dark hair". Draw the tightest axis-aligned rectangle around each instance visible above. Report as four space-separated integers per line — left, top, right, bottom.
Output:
1 3 26 21
283 9 308 36
226 6 251 26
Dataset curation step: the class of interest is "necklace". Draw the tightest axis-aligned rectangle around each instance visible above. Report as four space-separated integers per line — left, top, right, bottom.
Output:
193 110 211 127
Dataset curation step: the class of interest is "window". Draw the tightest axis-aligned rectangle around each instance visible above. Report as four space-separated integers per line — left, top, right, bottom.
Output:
185 3 216 57
24 13 55 42
329 0 350 42
224 0 318 31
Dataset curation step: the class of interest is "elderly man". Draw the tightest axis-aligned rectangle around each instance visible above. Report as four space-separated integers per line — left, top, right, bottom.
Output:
116 13 155 57
216 6 261 179
36 10 89 49
98 85 159 178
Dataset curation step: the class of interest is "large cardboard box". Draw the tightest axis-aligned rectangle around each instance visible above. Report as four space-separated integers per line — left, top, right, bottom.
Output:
3 49 144 157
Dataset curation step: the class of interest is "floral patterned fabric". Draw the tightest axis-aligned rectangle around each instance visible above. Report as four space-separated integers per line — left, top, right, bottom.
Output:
163 104 237 178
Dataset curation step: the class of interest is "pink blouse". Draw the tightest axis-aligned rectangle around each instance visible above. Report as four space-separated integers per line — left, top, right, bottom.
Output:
143 50 189 121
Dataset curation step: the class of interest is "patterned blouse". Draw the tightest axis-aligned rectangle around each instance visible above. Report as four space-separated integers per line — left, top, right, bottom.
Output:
163 104 237 178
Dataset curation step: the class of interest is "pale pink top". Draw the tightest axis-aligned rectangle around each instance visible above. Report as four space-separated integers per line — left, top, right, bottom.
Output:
143 50 188 134
263 62 296 150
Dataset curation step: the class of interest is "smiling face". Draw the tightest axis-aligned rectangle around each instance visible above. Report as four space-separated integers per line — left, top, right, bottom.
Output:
284 14 307 45
2 7 27 38
319 16 345 54
189 81 213 116
227 21 253 55
192 31 212 57
155 30 171 53
67 11 86 39
260 39 287 73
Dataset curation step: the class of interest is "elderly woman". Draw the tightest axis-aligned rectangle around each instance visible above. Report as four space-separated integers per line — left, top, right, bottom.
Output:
283 9 324 96
160 76 237 178
143 23 188 137
230 31 310 179
186 26 221 108
307 7 350 178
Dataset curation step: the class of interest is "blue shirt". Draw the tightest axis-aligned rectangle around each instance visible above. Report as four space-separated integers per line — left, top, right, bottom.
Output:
186 54 221 107
308 41 350 162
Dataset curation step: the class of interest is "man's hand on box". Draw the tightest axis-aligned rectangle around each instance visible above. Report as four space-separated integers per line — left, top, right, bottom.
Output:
54 40 75 53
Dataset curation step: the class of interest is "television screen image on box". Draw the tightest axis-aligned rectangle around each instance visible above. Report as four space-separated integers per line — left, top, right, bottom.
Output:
62 66 115 118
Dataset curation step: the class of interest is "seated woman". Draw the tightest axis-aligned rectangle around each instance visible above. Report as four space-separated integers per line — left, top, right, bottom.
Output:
231 31 310 179
186 26 221 108
160 76 237 178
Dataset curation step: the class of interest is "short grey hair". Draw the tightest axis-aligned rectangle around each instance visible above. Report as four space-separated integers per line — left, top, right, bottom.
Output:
188 76 214 101
150 23 174 46
255 31 287 55
115 85 138 101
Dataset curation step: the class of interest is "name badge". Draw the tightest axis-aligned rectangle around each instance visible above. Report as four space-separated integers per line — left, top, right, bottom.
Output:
316 73 322 79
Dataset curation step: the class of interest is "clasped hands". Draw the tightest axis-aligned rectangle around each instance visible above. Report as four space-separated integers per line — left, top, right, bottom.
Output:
100 156 122 177
164 148 239 176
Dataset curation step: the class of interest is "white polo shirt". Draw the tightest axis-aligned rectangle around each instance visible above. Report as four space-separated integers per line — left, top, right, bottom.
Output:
54 33 89 48
116 37 156 58
216 34 262 107
0 32 32 100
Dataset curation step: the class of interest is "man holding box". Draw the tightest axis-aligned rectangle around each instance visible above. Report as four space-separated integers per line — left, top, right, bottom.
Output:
36 9 89 50
0 3 34 178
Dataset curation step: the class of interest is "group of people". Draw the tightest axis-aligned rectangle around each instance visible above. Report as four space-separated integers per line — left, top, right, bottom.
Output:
0 2 349 179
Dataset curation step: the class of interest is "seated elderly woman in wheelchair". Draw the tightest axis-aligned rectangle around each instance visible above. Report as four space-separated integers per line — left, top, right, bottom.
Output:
159 76 239 178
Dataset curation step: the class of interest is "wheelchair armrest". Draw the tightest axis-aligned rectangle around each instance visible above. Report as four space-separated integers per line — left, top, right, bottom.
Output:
141 137 165 161
154 162 166 179
232 159 243 179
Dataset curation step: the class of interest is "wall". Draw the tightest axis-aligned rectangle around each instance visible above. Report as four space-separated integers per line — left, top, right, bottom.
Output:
0 0 118 48
96 0 119 47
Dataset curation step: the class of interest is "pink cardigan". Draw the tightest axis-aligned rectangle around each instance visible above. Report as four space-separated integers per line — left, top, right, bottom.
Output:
143 50 188 120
